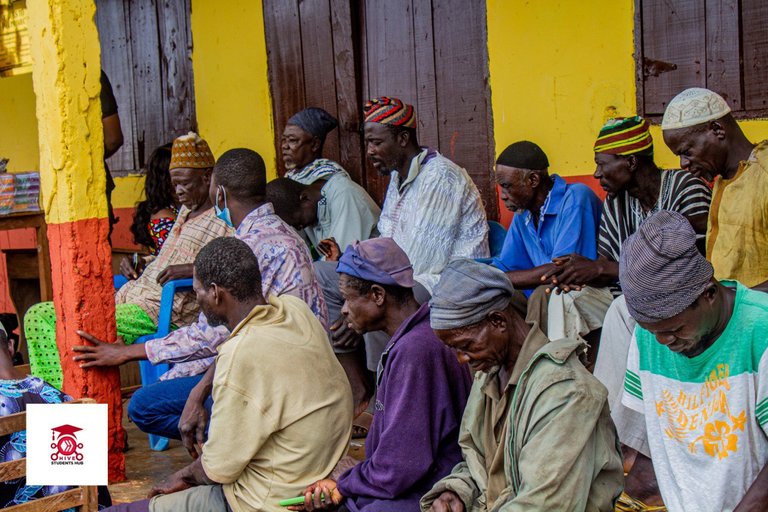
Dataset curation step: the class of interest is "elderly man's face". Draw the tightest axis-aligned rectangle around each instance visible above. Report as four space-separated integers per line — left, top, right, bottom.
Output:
496 164 536 214
339 274 383 334
636 286 719 358
170 167 212 210
281 125 319 171
434 313 511 373
593 153 633 198
663 124 725 182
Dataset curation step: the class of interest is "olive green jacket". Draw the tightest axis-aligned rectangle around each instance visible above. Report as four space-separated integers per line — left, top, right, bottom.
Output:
420 332 624 511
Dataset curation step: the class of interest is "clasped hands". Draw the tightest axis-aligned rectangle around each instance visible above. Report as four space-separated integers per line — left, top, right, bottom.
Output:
540 253 601 294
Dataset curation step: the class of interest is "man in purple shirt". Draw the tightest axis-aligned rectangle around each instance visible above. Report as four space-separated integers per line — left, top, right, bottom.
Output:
290 238 472 512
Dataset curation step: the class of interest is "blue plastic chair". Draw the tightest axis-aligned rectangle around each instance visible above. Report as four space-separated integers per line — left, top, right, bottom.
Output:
487 220 507 258
114 277 194 451
477 220 508 264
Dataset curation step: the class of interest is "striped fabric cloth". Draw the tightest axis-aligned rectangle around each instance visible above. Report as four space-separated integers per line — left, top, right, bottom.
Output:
115 206 233 325
598 169 711 263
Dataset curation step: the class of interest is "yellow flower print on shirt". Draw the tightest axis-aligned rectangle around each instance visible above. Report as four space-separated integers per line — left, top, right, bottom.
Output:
700 420 739 459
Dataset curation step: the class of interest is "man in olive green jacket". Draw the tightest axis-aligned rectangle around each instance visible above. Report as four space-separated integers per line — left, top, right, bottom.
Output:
421 259 623 511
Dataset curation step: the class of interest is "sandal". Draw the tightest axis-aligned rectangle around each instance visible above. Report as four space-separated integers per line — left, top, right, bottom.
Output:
352 411 373 439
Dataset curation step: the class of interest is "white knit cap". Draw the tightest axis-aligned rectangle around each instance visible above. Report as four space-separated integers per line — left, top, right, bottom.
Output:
661 88 731 130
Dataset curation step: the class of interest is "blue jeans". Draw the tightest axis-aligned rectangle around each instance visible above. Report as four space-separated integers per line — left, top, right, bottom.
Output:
128 374 213 440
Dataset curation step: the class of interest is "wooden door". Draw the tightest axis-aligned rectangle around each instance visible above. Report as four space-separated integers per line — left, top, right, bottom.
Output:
262 0 364 183
95 0 196 172
358 0 495 215
263 0 496 217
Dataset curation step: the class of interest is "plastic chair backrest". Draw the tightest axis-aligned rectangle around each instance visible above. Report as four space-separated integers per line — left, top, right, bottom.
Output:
133 278 194 452
487 220 507 258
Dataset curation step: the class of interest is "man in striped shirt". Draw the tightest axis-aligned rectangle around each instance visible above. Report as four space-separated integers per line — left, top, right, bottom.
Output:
544 118 711 473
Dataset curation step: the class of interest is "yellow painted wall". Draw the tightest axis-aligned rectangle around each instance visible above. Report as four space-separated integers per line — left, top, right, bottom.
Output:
486 0 768 177
190 0 276 179
0 74 39 172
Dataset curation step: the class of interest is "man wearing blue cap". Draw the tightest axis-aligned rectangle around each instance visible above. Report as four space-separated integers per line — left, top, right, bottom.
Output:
292 238 471 512
421 259 622 511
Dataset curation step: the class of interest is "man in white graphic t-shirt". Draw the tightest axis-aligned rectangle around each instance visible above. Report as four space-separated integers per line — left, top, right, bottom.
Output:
617 210 768 512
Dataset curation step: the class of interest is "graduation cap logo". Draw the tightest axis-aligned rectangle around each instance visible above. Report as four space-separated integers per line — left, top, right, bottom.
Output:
50 424 84 462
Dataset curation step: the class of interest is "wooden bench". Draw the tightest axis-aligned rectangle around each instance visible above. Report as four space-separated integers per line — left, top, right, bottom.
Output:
0 398 99 511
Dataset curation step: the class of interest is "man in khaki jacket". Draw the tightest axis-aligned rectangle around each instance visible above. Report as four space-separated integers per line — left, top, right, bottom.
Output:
421 259 623 512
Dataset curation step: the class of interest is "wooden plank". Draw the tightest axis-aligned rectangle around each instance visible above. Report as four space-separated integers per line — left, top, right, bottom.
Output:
633 0 646 117
330 0 365 184
263 0 305 177
3 488 83 511
412 0 438 150
127 0 164 169
299 0 342 164
432 0 496 217
742 0 768 111
0 459 25 482
361 0 418 203
95 0 138 171
358 0 372 192
641 0 706 114
0 410 25 437
705 0 741 111
82 484 99 511
157 0 197 142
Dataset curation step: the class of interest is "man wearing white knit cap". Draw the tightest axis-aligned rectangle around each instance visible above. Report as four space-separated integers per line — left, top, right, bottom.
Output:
662 87 768 289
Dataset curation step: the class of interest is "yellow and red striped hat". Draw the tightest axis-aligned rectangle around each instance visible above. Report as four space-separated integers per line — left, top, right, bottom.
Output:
363 97 416 128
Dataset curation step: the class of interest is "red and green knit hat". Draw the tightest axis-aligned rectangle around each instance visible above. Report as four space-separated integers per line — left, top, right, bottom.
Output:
593 116 653 157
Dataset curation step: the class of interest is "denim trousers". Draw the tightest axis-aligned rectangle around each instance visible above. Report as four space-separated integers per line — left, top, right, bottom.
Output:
127 373 214 440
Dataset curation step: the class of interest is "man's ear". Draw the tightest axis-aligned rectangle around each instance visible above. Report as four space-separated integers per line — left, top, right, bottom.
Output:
709 120 727 141
210 283 223 305
370 284 387 307
487 310 508 332
702 280 719 305
528 170 541 189
202 169 213 186
397 129 410 148
626 155 638 172
299 190 315 206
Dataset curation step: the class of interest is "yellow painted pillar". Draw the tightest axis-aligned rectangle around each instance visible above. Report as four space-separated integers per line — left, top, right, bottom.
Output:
26 0 124 481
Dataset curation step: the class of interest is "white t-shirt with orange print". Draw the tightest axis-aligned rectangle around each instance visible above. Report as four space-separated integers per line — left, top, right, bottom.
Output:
623 282 768 512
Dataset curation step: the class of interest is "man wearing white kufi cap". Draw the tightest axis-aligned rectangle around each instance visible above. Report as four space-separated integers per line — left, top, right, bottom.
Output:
662 87 768 290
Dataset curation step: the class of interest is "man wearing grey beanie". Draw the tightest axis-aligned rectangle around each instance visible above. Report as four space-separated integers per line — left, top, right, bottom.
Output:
420 259 622 512
618 210 768 512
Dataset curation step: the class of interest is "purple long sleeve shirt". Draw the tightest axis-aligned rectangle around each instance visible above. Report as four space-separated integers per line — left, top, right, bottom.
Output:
337 303 472 512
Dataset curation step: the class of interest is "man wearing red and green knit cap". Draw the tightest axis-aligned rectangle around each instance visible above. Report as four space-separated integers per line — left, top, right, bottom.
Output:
541 116 713 507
